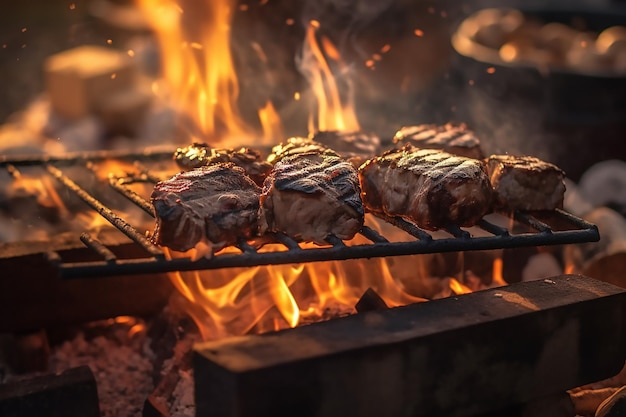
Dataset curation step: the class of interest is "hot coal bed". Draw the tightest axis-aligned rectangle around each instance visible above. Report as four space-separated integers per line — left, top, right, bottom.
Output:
0 146 624 417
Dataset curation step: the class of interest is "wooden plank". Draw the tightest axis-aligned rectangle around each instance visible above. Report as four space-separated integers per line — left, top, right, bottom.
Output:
194 275 626 417
0 241 173 332
0 365 99 417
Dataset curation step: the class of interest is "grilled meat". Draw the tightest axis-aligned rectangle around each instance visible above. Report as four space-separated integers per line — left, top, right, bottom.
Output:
151 163 260 254
259 152 364 244
174 143 272 186
310 131 381 167
393 123 485 160
486 154 566 211
267 136 338 164
359 146 493 230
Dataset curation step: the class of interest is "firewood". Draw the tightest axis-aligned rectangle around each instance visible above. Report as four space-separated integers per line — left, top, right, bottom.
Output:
355 287 389 313
44 46 136 120
194 275 626 417
0 365 99 417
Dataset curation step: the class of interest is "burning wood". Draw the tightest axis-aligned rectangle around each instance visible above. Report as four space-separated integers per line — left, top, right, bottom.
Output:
355 287 388 313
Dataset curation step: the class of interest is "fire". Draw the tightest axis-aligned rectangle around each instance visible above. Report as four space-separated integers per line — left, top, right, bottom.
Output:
137 3 503 341
165 215 430 340
136 0 249 142
298 20 360 134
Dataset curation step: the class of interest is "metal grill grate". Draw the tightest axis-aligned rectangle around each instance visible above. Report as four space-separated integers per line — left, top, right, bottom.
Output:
0 148 600 279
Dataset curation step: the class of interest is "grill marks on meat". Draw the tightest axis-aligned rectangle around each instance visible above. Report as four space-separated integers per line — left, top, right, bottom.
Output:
487 155 566 211
359 147 493 230
267 137 338 164
174 143 272 186
151 163 260 253
259 153 364 244
393 123 485 160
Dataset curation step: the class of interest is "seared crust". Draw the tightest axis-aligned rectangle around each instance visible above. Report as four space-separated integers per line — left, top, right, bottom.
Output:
486 154 566 211
259 152 364 244
174 143 272 186
267 137 338 164
151 163 260 253
393 122 484 160
359 146 493 230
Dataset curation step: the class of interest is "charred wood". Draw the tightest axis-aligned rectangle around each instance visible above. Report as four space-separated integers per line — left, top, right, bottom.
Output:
194 275 626 417
0 230 173 332
0 365 99 417
355 288 389 313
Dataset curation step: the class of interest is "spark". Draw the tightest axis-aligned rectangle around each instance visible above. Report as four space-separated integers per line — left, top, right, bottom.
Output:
294 91 301 100
486 67 496 74
106 39 113 45
111 73 117 79
238 4 249 11
414 29 424 37
127 49 135 57
310 20 320 29
69 3 76 10
380 44 391 53
286 18 294 26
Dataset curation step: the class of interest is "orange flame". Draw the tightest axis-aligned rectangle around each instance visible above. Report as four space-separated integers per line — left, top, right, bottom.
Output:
299 20 360 134
165 215 431 341
136 0 249 142
258 100 283 145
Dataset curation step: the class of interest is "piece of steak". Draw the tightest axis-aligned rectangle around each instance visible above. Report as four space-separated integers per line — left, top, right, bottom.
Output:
310 130 381 168
486 154 566 211
359 146 493 230
392 123 485 160
151 163 260 254
259 152 364 244
174 143 272 186
267 136 338 164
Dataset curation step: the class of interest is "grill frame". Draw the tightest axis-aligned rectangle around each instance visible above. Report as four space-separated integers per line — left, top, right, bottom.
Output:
0 148 600 279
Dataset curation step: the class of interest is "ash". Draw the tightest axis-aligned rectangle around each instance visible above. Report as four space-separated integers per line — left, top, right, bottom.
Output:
48 329 154 417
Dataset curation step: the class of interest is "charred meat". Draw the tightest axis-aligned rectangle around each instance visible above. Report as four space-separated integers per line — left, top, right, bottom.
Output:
393 123 484 160
259 152 364 244
151 163 260 253
310 131 381 167
486 154 566 211
267 136 338 164
174 143 272 186
359 146 493 230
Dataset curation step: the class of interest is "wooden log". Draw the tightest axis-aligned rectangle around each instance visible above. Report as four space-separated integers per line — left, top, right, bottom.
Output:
355 288 388 313
0 230 174 333
194 275 626 417
0 365 99 417
596 385 626 417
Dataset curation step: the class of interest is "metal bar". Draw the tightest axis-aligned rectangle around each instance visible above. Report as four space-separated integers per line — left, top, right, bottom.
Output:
108 177 155 217
80 233 117 263
325 235 345 247
359 226 389 243
45 164 164 259
273 233 301 251
58 225 600 278
514 212 553 233
0 147 176 167
444 224 471 239
235 239 257 254
477 218 509 236
372 213 433 241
